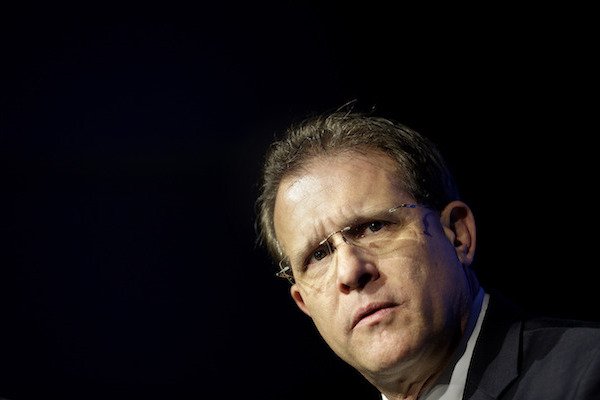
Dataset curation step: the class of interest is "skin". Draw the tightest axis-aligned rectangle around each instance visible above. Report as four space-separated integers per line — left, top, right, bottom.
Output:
273 150 478 400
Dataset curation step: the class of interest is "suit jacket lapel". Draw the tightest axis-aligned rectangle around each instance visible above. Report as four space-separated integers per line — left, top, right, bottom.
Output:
463 294 522 399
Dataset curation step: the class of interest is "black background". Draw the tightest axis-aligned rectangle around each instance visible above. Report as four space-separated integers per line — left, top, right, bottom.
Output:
1 3 598 399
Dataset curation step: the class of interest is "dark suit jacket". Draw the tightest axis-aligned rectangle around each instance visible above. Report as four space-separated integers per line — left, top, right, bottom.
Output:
277 293 600 400
463 293 600 399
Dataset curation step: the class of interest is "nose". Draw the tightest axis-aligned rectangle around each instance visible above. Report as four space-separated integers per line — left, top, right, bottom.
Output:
329 234 380 293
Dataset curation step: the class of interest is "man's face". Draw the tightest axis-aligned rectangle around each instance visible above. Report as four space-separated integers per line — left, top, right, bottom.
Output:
273 150 473 381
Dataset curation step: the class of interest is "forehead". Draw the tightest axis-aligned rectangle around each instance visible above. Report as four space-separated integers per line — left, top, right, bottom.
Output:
273 150 408 254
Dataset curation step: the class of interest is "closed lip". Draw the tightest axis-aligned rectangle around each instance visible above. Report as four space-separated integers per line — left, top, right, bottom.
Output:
351 302 397 330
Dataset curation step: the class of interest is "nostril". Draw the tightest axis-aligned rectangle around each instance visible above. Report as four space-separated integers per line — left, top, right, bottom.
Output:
357 273 372 288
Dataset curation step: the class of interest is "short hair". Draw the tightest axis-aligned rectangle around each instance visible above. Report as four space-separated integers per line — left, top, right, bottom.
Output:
256 110 459 262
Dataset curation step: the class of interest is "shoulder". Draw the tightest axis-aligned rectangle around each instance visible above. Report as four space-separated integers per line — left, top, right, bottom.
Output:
524 316 600 336
521 316 600 362
516 316 600 398
478 293 600 398
484 292 600 362
480 291 600 369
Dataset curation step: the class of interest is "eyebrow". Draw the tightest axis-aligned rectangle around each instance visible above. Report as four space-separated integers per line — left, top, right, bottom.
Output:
288 236 321 267
288 207 402 265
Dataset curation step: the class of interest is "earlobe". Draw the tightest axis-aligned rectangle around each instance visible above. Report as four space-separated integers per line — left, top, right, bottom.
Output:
441 201 477 267
291 285 311 317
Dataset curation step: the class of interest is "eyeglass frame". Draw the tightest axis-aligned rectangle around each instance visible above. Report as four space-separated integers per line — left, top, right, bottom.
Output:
275 203 426 284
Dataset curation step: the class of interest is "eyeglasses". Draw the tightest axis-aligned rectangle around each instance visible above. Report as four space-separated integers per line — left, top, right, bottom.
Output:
275 203 428 285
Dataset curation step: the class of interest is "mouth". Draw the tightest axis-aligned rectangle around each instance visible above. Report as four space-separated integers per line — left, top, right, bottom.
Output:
351 302 397 330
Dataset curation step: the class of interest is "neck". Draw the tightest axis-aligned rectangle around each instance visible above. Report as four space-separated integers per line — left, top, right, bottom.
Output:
373 328 461 399
377 286 484 400
377 359 451 400
380 379 434 400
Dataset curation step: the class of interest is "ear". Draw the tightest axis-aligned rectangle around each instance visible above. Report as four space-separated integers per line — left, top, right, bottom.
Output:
290 284 311 317
440 200 476 267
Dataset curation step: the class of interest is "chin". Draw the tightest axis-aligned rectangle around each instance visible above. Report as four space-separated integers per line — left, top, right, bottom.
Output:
353 340 413 374
360 330 426 373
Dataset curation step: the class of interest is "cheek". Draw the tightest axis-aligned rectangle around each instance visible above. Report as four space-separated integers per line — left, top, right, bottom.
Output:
303 293 340 330
385 236 459 297
415 227 459 273
304 294 334 320
406 242 466 321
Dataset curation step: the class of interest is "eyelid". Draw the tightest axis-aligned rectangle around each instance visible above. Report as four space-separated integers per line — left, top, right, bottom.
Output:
300 208 407 268
299 242 330 270
349 219 393 236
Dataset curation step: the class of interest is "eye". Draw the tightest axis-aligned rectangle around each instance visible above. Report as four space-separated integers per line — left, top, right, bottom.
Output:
311 243 331 261
348 220 390 239
305 242 332 267
367 221 385 233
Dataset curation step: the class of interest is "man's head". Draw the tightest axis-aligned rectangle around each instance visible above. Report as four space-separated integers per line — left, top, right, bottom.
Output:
256 111 479 391
257 111 459 262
